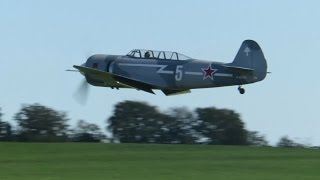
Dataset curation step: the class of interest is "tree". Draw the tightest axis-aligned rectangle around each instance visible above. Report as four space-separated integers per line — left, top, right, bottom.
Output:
72 120 106 142
107 101 175 143
247 131 269 146
165 107 199 144
14 104 69 142
276 136 304 148
0 108 12 141
194 107 247 145
108 101 250 145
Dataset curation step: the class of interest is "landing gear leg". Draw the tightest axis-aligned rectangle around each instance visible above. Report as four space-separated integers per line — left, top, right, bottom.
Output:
238 86 245 94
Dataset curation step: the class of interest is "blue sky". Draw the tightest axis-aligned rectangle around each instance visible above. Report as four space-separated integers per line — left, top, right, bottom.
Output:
1 0 319 145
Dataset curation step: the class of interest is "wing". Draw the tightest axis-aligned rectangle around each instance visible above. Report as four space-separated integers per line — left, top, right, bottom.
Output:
162 89 191 96
73 65 155 94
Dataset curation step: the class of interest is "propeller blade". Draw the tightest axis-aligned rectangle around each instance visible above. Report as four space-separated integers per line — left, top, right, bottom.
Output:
73 79 89 105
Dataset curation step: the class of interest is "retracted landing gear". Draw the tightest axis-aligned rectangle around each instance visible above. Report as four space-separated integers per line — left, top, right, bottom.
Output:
238 86 245 94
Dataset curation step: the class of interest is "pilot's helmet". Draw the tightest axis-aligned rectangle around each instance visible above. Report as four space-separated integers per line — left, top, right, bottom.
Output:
145 51 150 58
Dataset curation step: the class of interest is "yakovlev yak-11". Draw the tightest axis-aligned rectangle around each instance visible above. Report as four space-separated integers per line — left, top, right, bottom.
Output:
71 40 268 96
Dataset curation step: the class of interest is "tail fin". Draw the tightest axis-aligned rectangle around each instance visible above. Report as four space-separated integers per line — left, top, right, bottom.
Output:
231 40 267 80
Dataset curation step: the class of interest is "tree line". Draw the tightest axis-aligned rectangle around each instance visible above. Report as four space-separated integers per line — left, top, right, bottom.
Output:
0 101 308 147
0 105 105 142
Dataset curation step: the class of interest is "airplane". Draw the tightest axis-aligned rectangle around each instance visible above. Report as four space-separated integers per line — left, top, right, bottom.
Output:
70 40 268 98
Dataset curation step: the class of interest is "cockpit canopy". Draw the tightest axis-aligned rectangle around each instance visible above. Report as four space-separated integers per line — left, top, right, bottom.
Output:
126 49 191 60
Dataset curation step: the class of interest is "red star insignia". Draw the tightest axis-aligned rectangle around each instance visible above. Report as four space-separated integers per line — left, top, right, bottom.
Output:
202 64 217 80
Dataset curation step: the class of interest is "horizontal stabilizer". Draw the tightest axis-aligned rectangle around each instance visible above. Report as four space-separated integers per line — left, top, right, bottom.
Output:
162 89 191 96
223 65 254 75
73 65 155 94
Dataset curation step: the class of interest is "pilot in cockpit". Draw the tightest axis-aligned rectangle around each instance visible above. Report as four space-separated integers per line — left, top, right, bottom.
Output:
144 51 150 58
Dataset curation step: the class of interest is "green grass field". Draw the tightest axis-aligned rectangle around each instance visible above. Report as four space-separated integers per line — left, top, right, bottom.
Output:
0 143 319 180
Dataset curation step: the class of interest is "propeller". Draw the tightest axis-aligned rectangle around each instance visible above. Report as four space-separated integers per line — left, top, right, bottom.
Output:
70 50 92 105
73 78 90 105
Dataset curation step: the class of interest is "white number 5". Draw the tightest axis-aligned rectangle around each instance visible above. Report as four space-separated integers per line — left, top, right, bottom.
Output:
175 65 183 81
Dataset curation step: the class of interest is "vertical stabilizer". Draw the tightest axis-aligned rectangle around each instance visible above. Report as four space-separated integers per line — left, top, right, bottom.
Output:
231 40 267 80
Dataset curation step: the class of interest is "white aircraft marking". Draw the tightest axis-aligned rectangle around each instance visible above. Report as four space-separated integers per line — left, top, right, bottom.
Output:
244 47 251 56
185 71 232 77
185 72 202 75
214 73 233 77
118 63 233 77
118 63 174 74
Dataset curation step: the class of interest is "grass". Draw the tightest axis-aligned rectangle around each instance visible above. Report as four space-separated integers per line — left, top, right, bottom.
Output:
0 143 319 180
